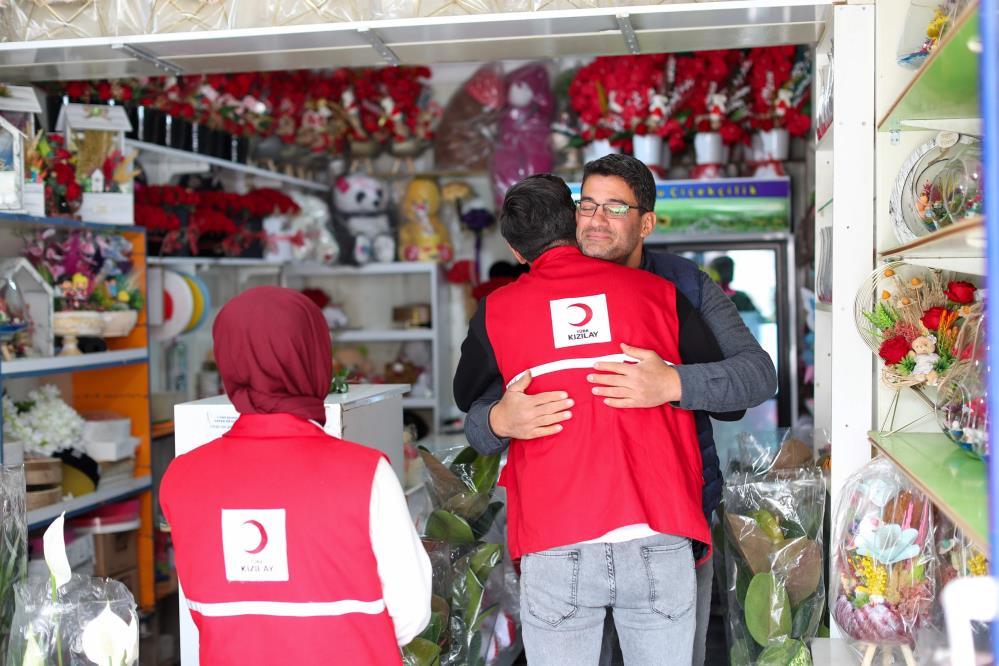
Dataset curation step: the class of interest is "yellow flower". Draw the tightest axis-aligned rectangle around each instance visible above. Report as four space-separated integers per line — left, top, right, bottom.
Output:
117 291 131 303
969 554 988 577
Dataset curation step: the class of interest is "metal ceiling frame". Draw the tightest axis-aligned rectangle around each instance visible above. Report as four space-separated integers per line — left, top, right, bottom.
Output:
0 1 831 82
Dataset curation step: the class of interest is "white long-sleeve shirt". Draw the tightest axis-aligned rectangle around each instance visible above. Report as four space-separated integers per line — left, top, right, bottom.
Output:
368 458 433 645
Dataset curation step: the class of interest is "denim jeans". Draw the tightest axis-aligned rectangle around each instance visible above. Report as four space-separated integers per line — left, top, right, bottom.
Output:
520 533 696 666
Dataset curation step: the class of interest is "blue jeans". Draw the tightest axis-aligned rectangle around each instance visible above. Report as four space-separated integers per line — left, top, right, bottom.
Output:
520 533 696 666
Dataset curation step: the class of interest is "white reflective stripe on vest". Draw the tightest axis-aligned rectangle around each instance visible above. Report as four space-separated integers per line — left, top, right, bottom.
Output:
186 598 386 617
505 353 673 389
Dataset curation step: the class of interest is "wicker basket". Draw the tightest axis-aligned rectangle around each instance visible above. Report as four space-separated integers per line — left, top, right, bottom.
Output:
101 310 139 338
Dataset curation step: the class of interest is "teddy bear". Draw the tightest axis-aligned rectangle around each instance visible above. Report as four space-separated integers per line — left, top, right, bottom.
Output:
909 335 940 384
332 173 393 265
398 178 453 263
266 191 339 265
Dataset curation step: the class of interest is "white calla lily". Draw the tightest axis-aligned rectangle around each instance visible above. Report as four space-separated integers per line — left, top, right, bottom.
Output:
81 602 139 666
21 631 45 666
43 512 72 591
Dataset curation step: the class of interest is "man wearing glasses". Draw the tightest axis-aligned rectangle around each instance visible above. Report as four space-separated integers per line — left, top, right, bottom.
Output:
460 154 776 665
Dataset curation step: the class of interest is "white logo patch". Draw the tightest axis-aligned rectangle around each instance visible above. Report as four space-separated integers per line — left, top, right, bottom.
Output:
221 509 289 582
550 294 612 349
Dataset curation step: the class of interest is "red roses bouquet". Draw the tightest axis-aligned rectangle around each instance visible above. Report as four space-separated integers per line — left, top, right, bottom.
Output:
858 263 980 388
35 133 82 216
748 46 812 137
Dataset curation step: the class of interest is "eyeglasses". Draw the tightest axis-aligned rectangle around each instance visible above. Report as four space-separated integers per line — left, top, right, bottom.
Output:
576 200 646 218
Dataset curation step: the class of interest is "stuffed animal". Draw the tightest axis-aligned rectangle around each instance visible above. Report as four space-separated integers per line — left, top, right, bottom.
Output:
909 335 940 384
280 191 339 264
398 178 453 263
332 173 392 265
491 63 554 209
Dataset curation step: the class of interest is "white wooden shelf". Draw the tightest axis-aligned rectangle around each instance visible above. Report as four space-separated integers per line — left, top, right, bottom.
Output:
288 262 438 277
27 475 152 530
127 140 329 192
1 348 149 378
147 256 285 268
879 216 985 274
334 328 434 343
0 4 828 82
402 397 435 409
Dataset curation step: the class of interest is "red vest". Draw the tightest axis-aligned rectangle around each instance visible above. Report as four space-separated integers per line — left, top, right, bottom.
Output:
160 413 401 666
486 246 708 559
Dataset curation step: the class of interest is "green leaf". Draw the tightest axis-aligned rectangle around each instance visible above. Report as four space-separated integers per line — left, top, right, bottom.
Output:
442 492 490 522
471 453 501 494
471 603 499 633
402 638 441 666
470 543 502 582
418 611 445 645
470 502 504 540
467 632 484 666
419 448 467 503
464 570 485 633
425 510 475 545
450 447 479 468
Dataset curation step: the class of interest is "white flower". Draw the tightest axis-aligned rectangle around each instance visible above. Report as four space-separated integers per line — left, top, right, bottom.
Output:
21 631 45 666
43 512 72 591
80 602 138 666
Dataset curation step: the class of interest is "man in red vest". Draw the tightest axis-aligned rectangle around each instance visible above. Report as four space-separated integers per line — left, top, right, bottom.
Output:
161 287 431 665
454 175 732 665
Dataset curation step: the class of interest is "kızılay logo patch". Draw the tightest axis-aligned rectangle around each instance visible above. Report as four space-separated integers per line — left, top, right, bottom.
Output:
549 294 611 349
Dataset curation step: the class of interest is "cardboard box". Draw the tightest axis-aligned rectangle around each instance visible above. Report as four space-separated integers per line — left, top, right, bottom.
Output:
113 567 140 602
93 529 138 577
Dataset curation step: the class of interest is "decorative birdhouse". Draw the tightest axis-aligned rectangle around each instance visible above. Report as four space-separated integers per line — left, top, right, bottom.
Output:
0 85 40 214
0 115 24 213
55 103 137 225
0 257 54 358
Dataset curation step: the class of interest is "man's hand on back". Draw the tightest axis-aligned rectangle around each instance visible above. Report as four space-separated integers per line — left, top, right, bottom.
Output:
588 343 682 408
489 371 574 439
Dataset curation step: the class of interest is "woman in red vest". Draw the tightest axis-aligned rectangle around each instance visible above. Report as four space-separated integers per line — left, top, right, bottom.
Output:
161 286 431 665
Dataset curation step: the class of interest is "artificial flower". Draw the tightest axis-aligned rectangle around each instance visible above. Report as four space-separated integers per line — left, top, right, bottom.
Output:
878 336 911 365
80 602 139 666
945 280 977 304
43 512 72 591
920 306 948 331
855 523 921 565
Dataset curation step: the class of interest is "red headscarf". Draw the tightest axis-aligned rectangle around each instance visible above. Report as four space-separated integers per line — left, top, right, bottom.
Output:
213 286 332 424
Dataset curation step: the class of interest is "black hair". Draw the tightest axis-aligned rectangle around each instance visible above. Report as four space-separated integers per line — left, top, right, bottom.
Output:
581 153 656 212
499 174 577 262
710 255 735 283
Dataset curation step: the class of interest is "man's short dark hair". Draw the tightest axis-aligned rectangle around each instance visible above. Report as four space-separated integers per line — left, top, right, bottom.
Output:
582 153 656 212
499 174 577 262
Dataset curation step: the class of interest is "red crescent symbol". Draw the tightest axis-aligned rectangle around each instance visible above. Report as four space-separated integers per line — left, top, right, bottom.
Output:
243 520 268 554
568 303 593 327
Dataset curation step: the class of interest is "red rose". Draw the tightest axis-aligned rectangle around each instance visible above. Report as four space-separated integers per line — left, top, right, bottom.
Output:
96 82 113 101
119 86 133 102
920 306 948 332
65 181 81 202
53 162 74 186
878 336 911 365
945 280 977 304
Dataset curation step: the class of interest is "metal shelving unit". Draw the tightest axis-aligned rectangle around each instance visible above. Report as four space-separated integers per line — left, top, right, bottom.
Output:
1 348 149 378
26 476 152 531
126 140 329 193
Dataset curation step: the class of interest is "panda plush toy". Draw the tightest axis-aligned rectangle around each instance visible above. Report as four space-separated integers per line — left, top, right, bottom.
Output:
332 173 394 264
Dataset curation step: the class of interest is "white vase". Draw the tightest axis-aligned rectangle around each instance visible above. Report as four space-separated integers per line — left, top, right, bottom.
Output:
754 128 790 177
632 134 663 167
694 132 725 166
583 139 618 163
661 144 672 171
